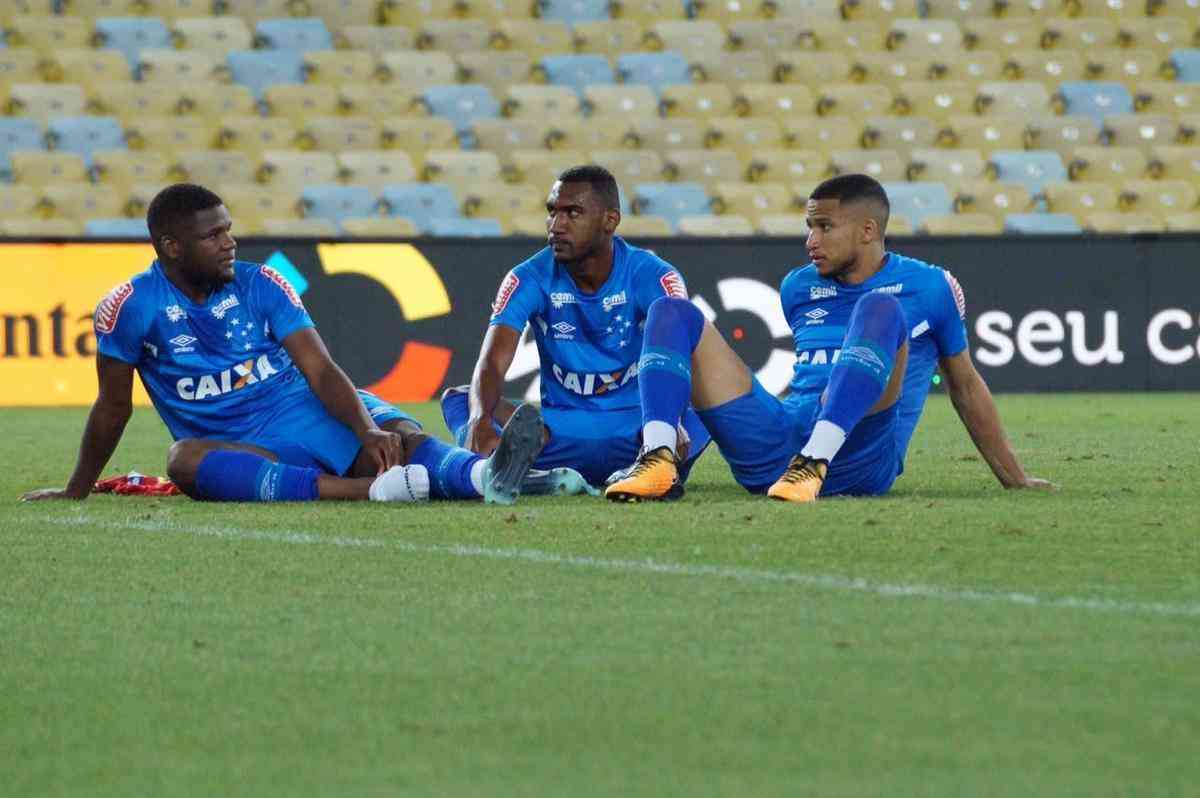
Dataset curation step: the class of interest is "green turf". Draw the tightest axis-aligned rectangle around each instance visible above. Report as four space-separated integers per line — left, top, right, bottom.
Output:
3 394 1198 797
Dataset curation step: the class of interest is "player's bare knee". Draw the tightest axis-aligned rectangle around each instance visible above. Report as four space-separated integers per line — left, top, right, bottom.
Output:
166 439 206 490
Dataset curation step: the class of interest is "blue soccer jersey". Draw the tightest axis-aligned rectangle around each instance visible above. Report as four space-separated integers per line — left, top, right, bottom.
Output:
489 236 689 412
779 252 968 462
94 260 316 442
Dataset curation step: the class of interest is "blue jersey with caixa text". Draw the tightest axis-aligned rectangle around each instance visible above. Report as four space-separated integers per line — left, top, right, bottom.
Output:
489 236 688 412
94 259 316 442
779 252 969 463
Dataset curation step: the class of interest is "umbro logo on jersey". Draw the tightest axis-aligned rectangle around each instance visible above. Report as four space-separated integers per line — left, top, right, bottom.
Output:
210 295 240 319
602 291 627 312
165 304 187 322
551 321 576 340
550 292 577 309
169 334 197 353
810 286 837 300
805 307 829 325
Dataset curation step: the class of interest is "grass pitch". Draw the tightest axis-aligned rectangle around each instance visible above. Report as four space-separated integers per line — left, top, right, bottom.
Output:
3 394 1198 796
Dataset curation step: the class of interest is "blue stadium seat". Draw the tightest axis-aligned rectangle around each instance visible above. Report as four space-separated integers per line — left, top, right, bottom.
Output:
94 17 172 67
1055 82 1133 125
0 118 43 177
300 185 377 223
617 52 691 92
988 151 1067 195
426 217 504 237
880 182 953 230
84 218 151 238
540 54 614 93
379 183 460 232
537 0 610 22
422 85 500 137
46 117 125 162
227 50 306 98
1004 213 1083 234
631 183 710 230
1172 49 1200 83
254 18 333 53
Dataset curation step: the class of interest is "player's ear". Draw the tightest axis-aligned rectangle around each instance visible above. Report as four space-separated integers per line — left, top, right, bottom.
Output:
159 233 180 259
604 208 620 234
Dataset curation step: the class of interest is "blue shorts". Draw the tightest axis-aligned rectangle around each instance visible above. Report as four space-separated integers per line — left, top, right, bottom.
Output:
697 379 901 497
441 392 711 486
249 389 418 476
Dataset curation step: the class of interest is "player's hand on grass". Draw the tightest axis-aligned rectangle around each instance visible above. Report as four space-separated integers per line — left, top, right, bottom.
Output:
1019 476 1059 491
21 487 84 502
360 429 405 475
465 417 501 457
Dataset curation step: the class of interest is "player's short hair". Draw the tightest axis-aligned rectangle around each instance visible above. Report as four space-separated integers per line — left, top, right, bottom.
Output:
809 174 890 232
146 183 224 249
557 164 620 211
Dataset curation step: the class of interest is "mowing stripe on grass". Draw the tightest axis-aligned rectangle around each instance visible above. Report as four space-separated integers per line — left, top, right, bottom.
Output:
45 514 1200 618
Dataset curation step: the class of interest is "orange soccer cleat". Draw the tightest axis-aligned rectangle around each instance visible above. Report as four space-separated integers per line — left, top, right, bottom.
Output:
766 455 828 503
604 446 683 502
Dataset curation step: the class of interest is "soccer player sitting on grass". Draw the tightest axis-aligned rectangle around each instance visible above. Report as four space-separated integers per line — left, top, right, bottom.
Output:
606 173 1056 503
441 165 712 491
21 183 547 505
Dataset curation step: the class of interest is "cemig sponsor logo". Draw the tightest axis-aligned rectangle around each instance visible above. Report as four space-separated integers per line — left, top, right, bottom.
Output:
874 283 904 294
550 360 639 396
210 295 240 319
165 304 186 322
94 282 133 335
660 271 687 299
175 354 280 400
491 271 519 317
550 292 576 309
810 285 837 300
602 290 627 312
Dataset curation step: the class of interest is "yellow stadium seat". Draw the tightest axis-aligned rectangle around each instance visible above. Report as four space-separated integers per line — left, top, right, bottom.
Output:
1180 115 1200 145
859 117 938 156
219 183 300 232
617 215 673 237
337 25 415 52
503 214 547 236
961 19 1042 50
174 149 256 187
339 84 424 118
125 117 218 156
296 116 382 151
886 214 914 235
756 212 810 236
1027 115 1101 158
4 14 90 53
645 21 726 65
264 85 342 124
583 84 660 118
0 217 83 236
461 183 544 223
773 0 842 17
802 20 886 52
935 50 1003 82
216 117 299 159
677 214 755 236
1085 211 1164 232
704 117 784 158
939 114 1027 152
920 213 1003 234
829 149 906 181
840 0 920 20
182 84 259 123
624 118 706 152
473 119 554 153
886 19 964 53
689 0 774 22
6 83 86 120
1102 113 1179 151
120 183 167 220
503 149 586 186
90 149 173 191
303 50 377 85
0 48 42 91
502 84 580 119
709 181 794 216
0 184 39 217
1067 145 1148 183
421 150 503 190
1042 180 1119 214
951 181 1035 219
906 148 986 184
52 49 131 85
308 0 382 32
659 84 736 119
220 0 299 26
460 0 536 20
589 150 665 185
891 82 975 122
377 51 457 86
974 82 1052 116
774 51 852 85
815 84 892 120
2 0 55 21
381 0 459 23
1085 49 1168 87
457 52 534 92
1063 0 1143 17
173 17 253 53
1041 17 1118 50
1002 50 1086 88
137 50 226 84
256 150 341 188
922 0 997 19
695 52 773 85
1133 81 1200 115
1117 180 1198 214
416 19 490 53
10 149 87 183
1163 212 1200 231
572 20 646 54
662 149 745 187
734 84 814 119
553 119 628 152
1116 18 1192 55
782 116 861 154
1146 145 1200 183
1147 0 1200 16
609 0 688 24
491 21 573 58
39 184 126 222
744 149 826 184
86 81 180 123
340 217 420 237
263 218 342 237
848 53 940 88
727 20 806 51
336 151 416 185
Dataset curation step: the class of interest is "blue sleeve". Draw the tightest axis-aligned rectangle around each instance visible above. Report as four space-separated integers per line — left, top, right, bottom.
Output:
93 281 145 365
255 265 314 342
931 269 968 358
778 269 803 324
488 266 541 333
633 257 688 316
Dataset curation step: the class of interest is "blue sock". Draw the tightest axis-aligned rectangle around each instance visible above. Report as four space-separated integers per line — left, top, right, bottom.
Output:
408 437 482 499
195 450 320 502
638 296 706 428
818 292 907 433
440 389 502 448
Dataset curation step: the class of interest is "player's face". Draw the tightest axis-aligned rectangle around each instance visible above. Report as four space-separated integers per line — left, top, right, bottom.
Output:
805 198 865 279
546 181 615 265
173 205 238 284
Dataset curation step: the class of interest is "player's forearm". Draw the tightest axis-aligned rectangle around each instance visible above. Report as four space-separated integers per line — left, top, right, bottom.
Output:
468 360 505 424
64 401 132 498
312 364 376 439
948 378 1028 488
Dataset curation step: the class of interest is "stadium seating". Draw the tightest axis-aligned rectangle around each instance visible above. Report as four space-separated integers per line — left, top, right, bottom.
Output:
537 0 610 22
425 217 505 237
379 183 460 232
300 185 377 223
616 52 692 91
989 151 1069 194
84 218 150 238
1004 213 1084 234
630 183 710 229
93 17 172 66
881 182 954 228
254 18 334 53
46 117 125 161
540 54 614 92
227 50 306 97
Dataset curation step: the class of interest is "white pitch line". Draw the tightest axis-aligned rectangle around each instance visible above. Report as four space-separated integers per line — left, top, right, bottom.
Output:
44 514 1200 618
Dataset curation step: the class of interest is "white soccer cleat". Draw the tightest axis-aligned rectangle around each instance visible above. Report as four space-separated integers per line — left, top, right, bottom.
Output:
369 464 430 502
482 403 545 505
521 467 601 497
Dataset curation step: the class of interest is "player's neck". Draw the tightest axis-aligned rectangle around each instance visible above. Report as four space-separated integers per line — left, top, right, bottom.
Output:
564 244 614 295
161 261 216 305
835 248 888 286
